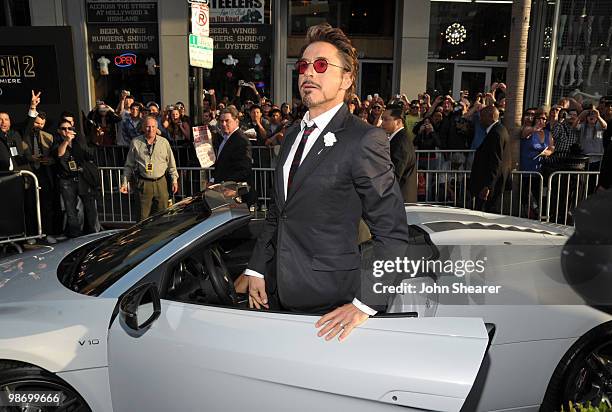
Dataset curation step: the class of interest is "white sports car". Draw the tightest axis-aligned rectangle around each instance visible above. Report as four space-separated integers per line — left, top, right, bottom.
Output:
0 188 609 412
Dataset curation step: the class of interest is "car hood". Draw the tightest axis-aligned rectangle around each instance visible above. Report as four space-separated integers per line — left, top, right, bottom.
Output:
0 231 118 303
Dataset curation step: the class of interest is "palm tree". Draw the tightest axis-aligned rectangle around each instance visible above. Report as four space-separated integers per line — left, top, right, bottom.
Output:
504 0 532 168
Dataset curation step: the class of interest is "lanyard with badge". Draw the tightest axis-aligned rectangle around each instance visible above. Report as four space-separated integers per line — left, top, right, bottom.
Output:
146 139 156 175
68 155 78 172
8 140 18 157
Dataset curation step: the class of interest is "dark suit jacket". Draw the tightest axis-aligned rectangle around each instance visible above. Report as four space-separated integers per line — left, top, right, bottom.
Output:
390 128 417 203
469 122 511 198
0 129 32 172
248 104 410 313
212 129 252 183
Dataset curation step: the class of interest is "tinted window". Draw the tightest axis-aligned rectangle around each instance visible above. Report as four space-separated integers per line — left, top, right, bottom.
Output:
58 194 213 296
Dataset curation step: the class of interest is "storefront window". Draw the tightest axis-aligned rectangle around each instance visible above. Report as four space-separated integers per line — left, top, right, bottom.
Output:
86 0 160 106
207 0 274 102
288 0 395 37
429 1 511 61
360 62 393 101
551 0 612 103
426 62 454 97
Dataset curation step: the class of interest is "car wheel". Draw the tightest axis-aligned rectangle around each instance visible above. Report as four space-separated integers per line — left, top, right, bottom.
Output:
541 322 612 411
0 361 91 412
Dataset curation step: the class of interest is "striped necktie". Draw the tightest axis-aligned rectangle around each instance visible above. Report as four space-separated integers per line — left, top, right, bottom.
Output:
287 123 316 190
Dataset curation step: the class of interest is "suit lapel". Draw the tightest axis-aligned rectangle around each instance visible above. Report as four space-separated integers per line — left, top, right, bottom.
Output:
285 105 349 205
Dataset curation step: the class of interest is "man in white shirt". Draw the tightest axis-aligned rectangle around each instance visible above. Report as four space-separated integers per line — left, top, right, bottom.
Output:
244 23 409 341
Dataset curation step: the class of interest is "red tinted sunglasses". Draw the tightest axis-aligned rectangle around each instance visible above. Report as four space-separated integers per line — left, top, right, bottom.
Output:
295 58 347 75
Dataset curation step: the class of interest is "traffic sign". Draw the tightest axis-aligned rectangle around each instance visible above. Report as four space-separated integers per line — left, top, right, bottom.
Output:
191 2 209 37
188 34 213 69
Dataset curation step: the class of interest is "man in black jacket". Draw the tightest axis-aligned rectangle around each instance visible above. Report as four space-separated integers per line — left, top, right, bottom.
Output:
52 120 99 237
212 106 252 184
381 106 417 203
0 112 32 173
469 106 511 212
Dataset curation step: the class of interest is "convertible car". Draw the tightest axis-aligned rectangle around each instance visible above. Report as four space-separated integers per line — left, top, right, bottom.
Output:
0 186 610 412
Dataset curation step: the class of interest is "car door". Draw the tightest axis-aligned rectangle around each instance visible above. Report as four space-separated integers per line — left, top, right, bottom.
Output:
107 293 489 412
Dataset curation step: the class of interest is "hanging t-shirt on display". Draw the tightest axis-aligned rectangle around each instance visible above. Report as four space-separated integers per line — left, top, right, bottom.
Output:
98 56 111 75
145 57 157 75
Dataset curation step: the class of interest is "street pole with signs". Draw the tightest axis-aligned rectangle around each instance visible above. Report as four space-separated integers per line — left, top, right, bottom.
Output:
188 0 212 125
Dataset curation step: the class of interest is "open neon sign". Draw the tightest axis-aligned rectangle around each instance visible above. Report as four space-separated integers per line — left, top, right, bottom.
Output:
114 53 137 68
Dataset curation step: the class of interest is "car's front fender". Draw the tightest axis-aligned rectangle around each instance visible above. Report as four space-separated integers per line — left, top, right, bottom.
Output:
0 298 117 373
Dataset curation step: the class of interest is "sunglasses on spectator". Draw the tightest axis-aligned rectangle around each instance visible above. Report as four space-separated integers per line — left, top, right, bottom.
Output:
294 58 347 75
372 105 383 110
59 127 75 131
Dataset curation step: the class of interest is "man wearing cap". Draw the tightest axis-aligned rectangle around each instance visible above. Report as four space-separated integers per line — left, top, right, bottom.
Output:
146 101 169 139
119 102 142 146
121 116 179 220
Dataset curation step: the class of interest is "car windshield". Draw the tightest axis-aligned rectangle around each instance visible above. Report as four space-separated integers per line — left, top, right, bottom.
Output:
58 193 213 296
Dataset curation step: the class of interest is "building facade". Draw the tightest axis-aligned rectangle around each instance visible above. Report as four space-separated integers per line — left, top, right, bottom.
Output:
13 0 612 115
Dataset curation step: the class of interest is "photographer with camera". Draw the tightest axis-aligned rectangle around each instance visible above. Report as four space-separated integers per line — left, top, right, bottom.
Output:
577 107 607 171
86 100 122 146
53 119 100 238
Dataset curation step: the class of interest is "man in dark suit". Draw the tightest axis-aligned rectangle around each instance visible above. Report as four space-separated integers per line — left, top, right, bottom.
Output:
244 23 410 342
469 106 511 212
22 91 62 243
211 107 252 184
381 105 417 203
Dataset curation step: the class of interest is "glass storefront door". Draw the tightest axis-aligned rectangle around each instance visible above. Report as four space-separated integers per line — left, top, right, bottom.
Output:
453 66 491 100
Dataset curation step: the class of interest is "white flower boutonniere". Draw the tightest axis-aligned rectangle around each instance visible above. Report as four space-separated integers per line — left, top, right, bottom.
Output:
323 132 337 147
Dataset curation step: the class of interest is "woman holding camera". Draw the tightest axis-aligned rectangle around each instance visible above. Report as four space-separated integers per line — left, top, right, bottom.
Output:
165 108 191 144
414 116 442 201
86 103 122 146
520 110 554 217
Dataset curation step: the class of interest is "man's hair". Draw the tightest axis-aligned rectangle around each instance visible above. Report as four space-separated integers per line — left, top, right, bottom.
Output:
269 108 281 117
300 23 358 103
250 104 262 112
60 111 75 120
36 111 47 120
130 102 141 110
57 119 72 128
142 115 158 124
385 105 404 120
220 106 240 120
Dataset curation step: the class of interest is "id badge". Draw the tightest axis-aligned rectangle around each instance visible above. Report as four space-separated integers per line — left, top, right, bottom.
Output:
68 160 78 171
146 163 153 174
9 146 18 156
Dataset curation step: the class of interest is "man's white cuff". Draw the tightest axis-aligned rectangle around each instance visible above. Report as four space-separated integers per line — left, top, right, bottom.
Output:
244 269 264 278
28 109 38 118
352 298 377 316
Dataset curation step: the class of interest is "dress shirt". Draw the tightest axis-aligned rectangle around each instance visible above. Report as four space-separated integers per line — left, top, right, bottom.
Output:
485 121 499 135
388 127 404 141
245 102 377 316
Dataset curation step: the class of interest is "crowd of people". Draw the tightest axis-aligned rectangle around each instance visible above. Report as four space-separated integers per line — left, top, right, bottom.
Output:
1 76 611 247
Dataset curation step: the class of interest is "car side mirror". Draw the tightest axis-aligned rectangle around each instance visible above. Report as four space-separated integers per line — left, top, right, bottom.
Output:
120 283 161 330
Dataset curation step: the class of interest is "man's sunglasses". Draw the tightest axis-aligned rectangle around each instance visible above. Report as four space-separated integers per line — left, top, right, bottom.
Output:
295 58 347 75
59 127 75 131
372 105 383 110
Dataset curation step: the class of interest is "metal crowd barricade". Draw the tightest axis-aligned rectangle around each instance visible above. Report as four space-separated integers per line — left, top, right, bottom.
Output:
97 166 276 225
415 149 476 172
545 171 601 225
0 170 44 254
414 169 545 220
97 144 278 169
98 167 137 224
